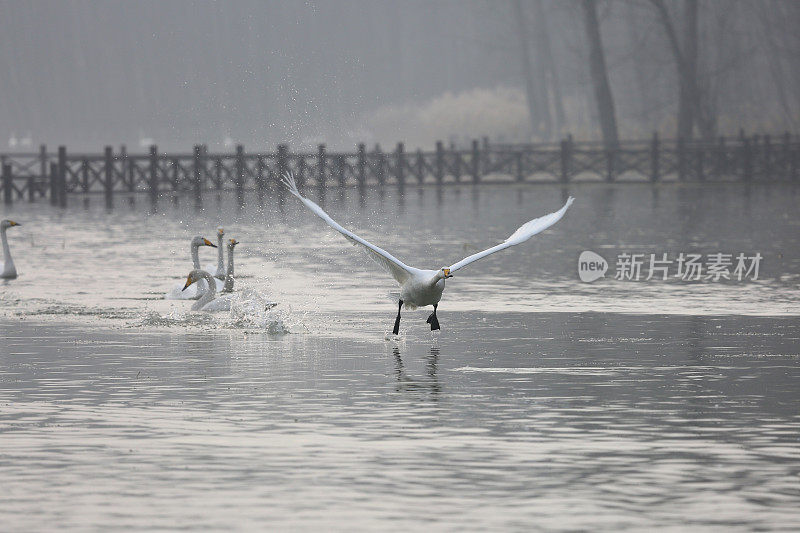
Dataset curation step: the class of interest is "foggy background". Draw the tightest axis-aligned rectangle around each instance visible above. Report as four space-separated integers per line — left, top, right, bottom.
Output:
0 0 797 152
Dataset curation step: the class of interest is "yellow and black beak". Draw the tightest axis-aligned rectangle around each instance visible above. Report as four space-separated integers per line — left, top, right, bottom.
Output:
443 268 452 278
218 228 224 235
8 221 20 227
230 239 239 246
182 275 195 291
203 238 217 248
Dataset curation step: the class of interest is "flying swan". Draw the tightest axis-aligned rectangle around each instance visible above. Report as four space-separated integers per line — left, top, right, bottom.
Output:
1 219 21 279
281 172 574 334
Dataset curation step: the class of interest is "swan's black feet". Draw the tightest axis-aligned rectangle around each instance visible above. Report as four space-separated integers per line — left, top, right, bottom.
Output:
426 305 441 331
392 299 403 335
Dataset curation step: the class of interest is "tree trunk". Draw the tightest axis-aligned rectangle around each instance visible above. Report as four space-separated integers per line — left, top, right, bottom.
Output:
678 0 698 141
533 0 566 134
513 0 550 140
581 0 619 148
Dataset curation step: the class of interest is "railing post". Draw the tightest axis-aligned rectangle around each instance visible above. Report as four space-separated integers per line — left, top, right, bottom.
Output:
235 144 245 197
357 143 366 189
515 151 524 182
763 134 772 179
471 139 480 183
120 144 131 191
453 143 462 182
717 136 726 177
193 145 203 200
50 160 59 205
677 138 686 181
742 136 753 182
39 144 47 200
375 144 385 187
337 155 346 189
2 163 12 205
277 144 289 188
782 132 791 180
27 173 34 202
650 132 659 182
256 155 265 193
317 144 326 188
149 145 159 197
560 136 572 183
435 141 444 186
695 141 704 181
104 145 114 201
396 142 405 188
605 145 615 182
57 146 67 207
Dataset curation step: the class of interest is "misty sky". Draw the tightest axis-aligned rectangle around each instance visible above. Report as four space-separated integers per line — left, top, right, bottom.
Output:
0 0 796 152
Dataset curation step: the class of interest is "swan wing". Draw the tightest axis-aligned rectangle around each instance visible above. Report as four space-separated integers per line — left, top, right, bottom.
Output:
281 172 415 284
448 196 574 273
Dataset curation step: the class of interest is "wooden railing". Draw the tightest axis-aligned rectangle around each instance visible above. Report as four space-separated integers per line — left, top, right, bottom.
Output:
2 133 798 206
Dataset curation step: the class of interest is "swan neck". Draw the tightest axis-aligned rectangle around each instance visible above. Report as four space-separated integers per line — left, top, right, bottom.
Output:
191 242 200 269
223 247 235 292
193 271 217 310
216 235 224 274
1 226 13 272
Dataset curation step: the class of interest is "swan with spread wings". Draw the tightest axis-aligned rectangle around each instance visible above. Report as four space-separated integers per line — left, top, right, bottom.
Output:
282 172 574 334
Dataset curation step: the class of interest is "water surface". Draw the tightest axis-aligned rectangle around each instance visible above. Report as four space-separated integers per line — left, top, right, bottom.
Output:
1 182 799 530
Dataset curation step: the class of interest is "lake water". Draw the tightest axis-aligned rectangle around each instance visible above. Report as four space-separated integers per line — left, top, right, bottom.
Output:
1 182 799 530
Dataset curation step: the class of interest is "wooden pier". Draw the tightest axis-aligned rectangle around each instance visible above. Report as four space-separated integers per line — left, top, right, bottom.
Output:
1 133 798 206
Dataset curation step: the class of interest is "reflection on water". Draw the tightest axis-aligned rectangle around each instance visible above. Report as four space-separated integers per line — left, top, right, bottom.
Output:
1 313 799 530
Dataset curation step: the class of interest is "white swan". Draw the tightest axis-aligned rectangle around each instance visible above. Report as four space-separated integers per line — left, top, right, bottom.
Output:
282 172 574 334
222 238 238 293
182 268 276 312
202 227 226 279
1 219 21 279
165 236 222 300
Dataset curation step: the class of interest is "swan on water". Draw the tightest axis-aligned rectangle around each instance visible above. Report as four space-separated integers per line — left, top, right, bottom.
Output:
281 172 574 334
164 236 223 300
1 219 21 279
182 268 276 312
202 227 226 279
222 238 239 293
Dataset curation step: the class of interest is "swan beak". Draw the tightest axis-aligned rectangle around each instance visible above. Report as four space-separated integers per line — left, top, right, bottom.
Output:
230 239 239 246
443 268 452 278
9 221 19 227
182 275 194 291
218 228 224 235
203 238 217 248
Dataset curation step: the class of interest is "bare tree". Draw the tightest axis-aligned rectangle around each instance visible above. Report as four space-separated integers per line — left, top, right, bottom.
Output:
650 0 716 140
513 0 552 140
580 0 619 148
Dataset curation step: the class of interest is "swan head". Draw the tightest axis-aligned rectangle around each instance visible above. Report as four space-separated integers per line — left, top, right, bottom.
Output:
182 269 208 291
217 227 224 236
435 268 453 281
1 219 20 229
191 236 217 248
227 238 239 249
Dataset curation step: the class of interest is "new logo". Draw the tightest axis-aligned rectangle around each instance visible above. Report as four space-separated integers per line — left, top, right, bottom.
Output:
578 251 608 282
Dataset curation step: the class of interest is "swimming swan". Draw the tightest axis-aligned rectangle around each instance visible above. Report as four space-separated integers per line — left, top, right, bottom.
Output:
282 172 574 334
1 219 20 279
183 268 276 312
164 236 222 300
